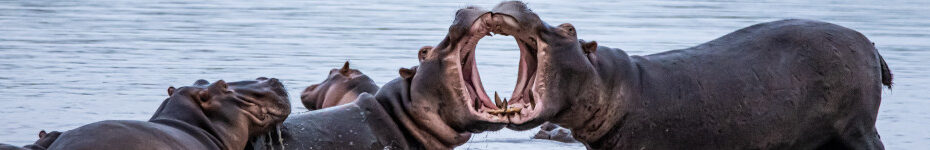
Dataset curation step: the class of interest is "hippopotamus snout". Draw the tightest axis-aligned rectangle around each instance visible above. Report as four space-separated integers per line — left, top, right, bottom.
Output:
256 77 287 97
488 1 544 36
255 77 280 86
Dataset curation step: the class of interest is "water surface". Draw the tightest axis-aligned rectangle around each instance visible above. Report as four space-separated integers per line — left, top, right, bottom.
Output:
0 0 927 149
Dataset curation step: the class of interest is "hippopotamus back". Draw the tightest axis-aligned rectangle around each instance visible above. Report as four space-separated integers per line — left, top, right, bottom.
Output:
41 78 292 150
253 94 408 149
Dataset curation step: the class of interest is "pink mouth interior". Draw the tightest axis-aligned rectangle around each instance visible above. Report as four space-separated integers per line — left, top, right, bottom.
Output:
488 13 542 124
457 13 542 123
457 16 500 114
509 37 537 106
462 48 498 110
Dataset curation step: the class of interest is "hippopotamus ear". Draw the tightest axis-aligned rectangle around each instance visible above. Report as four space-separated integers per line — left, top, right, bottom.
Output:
581 40 597 54
580 39 598 65
167 86 176 96
38 130 47 138
418 46 433 62
339 61 351 76
399 67 417 80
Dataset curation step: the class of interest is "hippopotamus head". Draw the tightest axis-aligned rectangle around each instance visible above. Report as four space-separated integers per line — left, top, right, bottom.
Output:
301 61 378 110
482 1 603 130
166 77 291 137
406 6 508 134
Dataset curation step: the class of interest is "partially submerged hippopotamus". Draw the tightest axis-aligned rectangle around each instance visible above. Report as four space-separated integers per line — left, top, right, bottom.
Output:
0 130 62 150
532 123 577 143
34 78 291 150
300 61 380 110
482 1 892 149
248 7 506 150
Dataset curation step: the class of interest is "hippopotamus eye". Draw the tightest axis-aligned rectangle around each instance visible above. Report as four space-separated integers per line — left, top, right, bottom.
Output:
418 46 433 61
558 23 576 37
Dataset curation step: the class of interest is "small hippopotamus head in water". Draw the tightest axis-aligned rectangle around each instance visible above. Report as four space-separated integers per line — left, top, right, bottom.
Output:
168 77 291 137
301 61 379 110
477 1 604 130
405 6 509 135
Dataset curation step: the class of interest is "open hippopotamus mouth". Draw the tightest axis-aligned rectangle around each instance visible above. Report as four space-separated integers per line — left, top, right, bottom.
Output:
456 12 505 122
489 13 545 125
453 6 545 125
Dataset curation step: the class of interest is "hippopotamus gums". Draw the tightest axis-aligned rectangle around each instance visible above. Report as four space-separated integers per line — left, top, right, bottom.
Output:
300 61 380 110
0 130 62 150
39 78 291 150
486 1 892 149
247 7 506 150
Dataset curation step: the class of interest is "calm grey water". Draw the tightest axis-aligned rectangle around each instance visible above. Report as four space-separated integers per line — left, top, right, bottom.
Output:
0 0 927 149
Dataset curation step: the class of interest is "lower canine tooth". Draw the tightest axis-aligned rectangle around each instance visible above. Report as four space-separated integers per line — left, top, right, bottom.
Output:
494 92 503 108
474 97 481 111
503 99 508 109
528 91 536 109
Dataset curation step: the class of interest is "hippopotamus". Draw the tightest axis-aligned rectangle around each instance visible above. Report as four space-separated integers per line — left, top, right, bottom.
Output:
300 61 380 110
247 7 505 150
0 130 62 150
484 1 892 149
37 78 291 150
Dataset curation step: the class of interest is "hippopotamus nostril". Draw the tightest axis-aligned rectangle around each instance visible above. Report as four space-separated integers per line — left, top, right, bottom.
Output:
263 78 288 98
267 78 281 86
193 79 210 86
256 77 269 80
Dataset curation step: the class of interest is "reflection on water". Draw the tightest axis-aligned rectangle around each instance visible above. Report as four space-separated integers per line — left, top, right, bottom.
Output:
0 0 927 149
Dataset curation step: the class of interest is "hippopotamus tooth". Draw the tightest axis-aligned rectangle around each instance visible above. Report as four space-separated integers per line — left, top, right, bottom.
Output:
494 91 503 108
505 107 522 114
503 98 508 110
528 90 535 109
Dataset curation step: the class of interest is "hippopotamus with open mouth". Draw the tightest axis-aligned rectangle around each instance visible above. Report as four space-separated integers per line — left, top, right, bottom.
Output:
300 61 380 110
247 7 506 150
32 78 291 150
480 1 892 149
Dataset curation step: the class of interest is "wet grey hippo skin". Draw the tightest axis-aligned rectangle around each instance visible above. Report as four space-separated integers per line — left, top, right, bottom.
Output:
37 78 291 150
489 1 892 150
248 7 506 150
301 61 380 110
532 123 577 143
0 130 61 150
251 73 420 150
0 144 19 150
